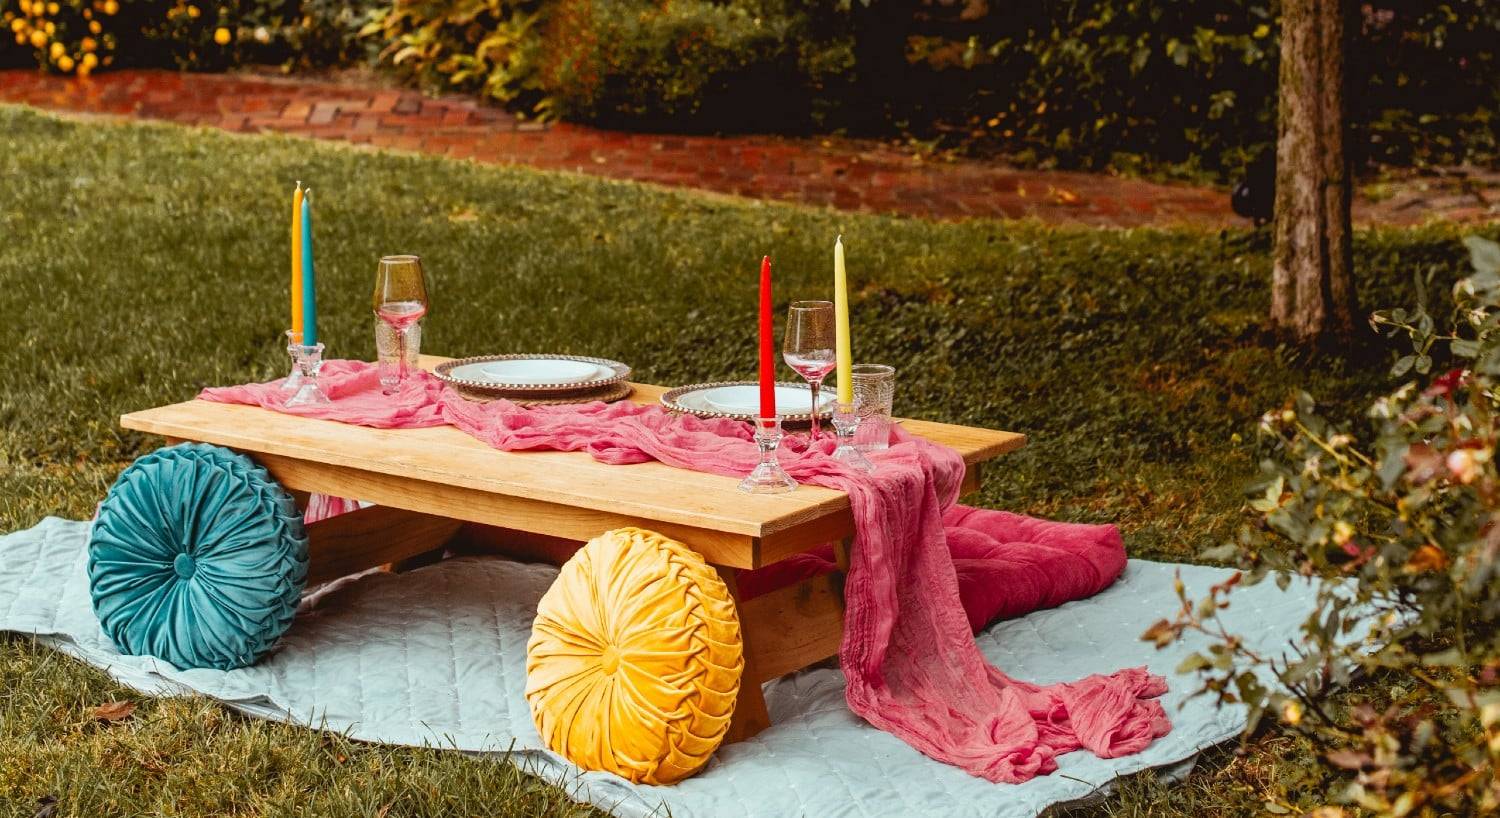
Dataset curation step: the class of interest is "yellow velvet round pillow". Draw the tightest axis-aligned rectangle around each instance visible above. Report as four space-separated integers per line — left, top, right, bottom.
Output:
525 527 744 784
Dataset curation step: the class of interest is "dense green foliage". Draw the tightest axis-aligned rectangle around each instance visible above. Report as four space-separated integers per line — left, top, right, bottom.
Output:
360 0 542 107
1 106 1498 814
534 0 851 128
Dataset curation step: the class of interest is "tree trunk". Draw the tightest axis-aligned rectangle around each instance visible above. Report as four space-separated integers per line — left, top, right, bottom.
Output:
1271 0 1358 344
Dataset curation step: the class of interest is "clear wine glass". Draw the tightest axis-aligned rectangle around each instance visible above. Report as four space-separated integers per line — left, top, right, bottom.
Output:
783 300 836 440
372 254 430 395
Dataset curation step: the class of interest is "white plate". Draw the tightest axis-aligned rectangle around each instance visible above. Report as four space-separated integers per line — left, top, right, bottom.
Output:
700 384 834 416
450 359 604 386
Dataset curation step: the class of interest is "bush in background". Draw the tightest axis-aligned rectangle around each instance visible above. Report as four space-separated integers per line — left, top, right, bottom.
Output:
1 0 375 74
534 0 853 129
359 0 543 108
1149 237 1500 813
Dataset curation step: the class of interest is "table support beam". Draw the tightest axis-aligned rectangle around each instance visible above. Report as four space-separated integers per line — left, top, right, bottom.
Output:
305 505 463 586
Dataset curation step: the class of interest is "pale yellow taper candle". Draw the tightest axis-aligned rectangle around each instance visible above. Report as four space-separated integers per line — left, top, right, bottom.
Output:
290 181 304 337
834 235 853 404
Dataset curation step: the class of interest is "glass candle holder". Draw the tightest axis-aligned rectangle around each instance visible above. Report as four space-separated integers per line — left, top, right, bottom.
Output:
831 401 875 472
284 341 332 407
738 417 798 494
280 330 305 393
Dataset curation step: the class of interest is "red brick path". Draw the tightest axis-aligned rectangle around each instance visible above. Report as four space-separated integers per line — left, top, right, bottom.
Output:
1 69 1492 226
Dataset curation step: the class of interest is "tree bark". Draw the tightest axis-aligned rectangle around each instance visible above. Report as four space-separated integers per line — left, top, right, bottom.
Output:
1271 0 1358 344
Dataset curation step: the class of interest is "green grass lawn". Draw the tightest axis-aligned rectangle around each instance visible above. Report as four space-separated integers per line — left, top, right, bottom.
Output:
0 104 1494 816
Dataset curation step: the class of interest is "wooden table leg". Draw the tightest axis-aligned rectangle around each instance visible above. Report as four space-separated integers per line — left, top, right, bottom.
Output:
716 568 773 743
716 558 850 744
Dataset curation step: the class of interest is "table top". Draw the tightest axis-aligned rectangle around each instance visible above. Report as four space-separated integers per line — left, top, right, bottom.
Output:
120 357 1024 566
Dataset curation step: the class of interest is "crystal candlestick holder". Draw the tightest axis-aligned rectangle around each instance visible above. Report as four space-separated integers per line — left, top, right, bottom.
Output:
284 341 332 407
280 330 305 393
738 417 798 494
831 401 875 472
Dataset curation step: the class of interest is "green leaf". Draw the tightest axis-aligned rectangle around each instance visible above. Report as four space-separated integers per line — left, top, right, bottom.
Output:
1176 652 1212 674
1392 355 1415 377
1465 236 1500 276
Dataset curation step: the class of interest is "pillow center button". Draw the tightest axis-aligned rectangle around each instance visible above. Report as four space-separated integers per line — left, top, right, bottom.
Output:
173 552 197 580
599 644 621 675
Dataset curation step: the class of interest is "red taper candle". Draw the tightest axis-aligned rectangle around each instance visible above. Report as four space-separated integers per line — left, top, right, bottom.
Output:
758 255 775 419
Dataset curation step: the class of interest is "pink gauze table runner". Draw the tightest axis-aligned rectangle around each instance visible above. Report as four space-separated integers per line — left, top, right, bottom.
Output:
200 360 1169 783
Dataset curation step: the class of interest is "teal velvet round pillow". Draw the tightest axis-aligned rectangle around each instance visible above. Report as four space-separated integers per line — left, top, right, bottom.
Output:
88 443 309 670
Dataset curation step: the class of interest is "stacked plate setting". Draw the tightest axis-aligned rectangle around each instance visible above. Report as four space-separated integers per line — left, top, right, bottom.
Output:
661 381 835 423
434 354 633 405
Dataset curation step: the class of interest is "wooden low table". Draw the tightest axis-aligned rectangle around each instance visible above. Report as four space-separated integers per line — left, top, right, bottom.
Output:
120 357 1024 742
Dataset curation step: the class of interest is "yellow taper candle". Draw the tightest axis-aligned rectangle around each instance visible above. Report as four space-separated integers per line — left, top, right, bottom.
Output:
833 235 853 404
290 181 304 337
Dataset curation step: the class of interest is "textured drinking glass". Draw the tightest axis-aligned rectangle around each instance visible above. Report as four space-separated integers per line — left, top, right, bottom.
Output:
372 254 430 395
782 300 836 440
853 363 896 451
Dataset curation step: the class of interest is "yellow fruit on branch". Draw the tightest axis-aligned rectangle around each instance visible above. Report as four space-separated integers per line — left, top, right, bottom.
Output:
48 40 62 58
28 28 45 47
213 26 231 45
57 54 74 71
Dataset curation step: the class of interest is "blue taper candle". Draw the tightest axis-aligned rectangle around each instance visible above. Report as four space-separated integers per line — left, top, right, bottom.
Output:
299 191 318 346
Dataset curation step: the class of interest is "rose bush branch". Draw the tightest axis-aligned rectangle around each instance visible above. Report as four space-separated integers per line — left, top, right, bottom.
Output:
1144 236 1500 815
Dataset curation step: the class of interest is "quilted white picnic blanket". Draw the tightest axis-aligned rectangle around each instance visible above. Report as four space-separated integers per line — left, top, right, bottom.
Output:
0 518 1316 817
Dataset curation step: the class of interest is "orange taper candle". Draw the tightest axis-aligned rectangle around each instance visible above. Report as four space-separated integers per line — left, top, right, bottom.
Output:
290 181 304 337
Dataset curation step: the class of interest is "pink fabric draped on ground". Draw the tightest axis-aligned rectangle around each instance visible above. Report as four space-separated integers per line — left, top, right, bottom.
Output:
200 360 1169 782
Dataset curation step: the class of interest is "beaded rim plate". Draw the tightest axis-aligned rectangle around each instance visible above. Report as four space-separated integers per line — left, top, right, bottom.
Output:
661 381 834 423
454 381 634 407
433 354 631 394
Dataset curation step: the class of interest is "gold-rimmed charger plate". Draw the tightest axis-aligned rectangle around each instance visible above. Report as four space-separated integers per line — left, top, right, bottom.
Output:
434 354 631 395
661 381 834 423
453 380 634 407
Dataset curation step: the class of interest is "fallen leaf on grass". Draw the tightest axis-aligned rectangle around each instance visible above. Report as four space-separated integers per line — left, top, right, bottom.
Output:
92 700 136 722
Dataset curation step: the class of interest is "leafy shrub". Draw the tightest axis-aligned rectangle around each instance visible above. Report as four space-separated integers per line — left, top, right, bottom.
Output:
360 0 544 107
536 0 853 128
0 0 375 74
1148 236 1500 813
